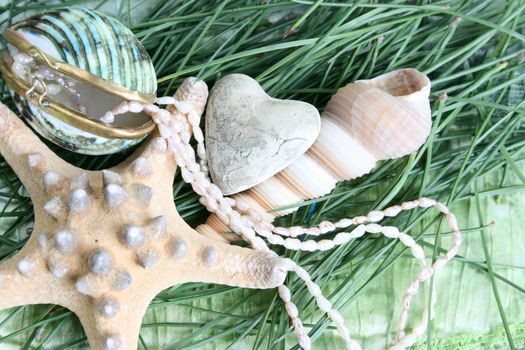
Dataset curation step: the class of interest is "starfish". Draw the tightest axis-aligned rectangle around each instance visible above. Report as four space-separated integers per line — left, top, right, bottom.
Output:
0 81 288 350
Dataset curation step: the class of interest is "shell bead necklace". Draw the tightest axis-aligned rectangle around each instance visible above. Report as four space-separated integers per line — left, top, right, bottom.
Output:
106 77 462 350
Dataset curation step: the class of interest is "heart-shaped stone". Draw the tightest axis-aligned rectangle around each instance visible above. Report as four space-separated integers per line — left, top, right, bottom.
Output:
205 74 321 195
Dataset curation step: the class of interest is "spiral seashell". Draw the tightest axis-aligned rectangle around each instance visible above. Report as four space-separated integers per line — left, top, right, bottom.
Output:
1 8 157 155
198 68 431 237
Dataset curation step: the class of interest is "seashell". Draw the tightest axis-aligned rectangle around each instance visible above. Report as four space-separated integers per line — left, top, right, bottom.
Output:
0 8 157 155
205 74 321 195
197 68 431 237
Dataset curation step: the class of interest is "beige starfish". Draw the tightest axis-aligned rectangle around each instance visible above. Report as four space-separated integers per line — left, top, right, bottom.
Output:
0 81 287 350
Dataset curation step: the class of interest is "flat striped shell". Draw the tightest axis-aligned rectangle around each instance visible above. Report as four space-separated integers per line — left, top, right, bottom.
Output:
6 8 156 155
11 8 156 95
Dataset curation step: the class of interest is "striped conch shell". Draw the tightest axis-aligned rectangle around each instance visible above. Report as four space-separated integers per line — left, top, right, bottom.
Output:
198 68 431 238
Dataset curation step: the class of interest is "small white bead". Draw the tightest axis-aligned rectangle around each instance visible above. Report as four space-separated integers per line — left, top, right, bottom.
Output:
335 218 353 228
327 309 345 325
193 128 204 143
46 84 61 96
288 226 304 237
216 210 229 224
433 258 448 270
173 100 192 114
383 206 402 217
333 232 350 245
155 96 176 105
114 102 129 115
367 210 384 222
307 283 321 297
188 111 201 125
181 168 194 183
399 233 416 247
284 238 301 250
401 201 418 210
145 104 160 114
417 267 434 281
273 227 289 236
128 101 144 113
411 245 426 261
294 266 310 281
180 129 191 143
418 197 436 208
406 281 419 295
316 295 332 312
319 221 336 233
158 123 172 138
293 317 306 335
381 226 400 238
100 111 115 124
207 184 223 200
197 143 207 160
285 302 299 317
267 234 285 245
317 239 335 251
365 223 382 234
301 240 318 251
14 53 33 64
446 213 458 229
171 119 185 132
278 285 291 301
351 225 366 238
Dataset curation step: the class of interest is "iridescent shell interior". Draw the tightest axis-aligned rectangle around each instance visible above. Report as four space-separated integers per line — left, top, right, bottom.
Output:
4 8 157 155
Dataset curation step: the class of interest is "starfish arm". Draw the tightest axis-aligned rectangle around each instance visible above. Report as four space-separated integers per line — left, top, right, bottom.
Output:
0 102 80 194
76 297 151 350
149 219 288 290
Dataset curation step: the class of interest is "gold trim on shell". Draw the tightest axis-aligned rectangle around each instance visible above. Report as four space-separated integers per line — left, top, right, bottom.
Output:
4 29 156 104
0 52 155 139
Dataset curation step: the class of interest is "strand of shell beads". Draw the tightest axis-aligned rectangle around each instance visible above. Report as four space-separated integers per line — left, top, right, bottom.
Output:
106 97 462 350
10 50 86 114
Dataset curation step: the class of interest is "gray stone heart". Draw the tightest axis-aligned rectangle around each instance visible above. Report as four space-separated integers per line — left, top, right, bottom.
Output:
205 74 321 195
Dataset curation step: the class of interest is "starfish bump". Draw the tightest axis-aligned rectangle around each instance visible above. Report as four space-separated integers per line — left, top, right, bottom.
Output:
0 82 288 349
